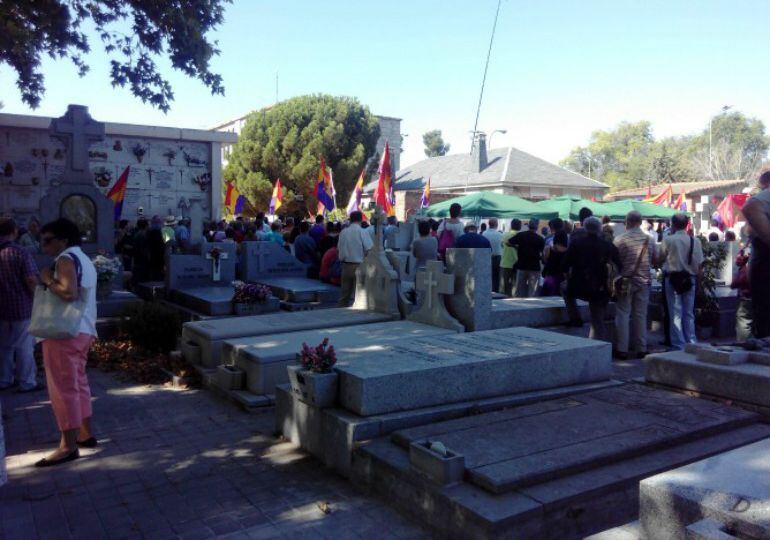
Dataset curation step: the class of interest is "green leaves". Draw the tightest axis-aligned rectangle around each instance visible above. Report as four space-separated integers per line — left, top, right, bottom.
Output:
1 0 229 111
224 95 381 214
423 129 451 157
561 114 770 190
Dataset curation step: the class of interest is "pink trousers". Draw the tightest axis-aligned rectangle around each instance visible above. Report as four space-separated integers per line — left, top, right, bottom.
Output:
42 333 94 431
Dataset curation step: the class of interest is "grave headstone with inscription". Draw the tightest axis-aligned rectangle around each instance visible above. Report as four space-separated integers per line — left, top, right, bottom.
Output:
407 260 463 332
445 248 492 331
239 241 339 305
165 241 237 316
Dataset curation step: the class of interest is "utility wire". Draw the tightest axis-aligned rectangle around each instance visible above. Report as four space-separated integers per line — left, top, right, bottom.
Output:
471 0 503 151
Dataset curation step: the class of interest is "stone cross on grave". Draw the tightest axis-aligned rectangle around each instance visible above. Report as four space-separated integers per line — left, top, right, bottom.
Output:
49 105 106 182
407 260 464 332
205 248 230 282
372 206 386 253
417 260 454 309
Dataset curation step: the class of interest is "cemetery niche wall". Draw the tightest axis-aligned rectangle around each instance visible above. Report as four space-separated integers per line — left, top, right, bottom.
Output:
0 106 237 232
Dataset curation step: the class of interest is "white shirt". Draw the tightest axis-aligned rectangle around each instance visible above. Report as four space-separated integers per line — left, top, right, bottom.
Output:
706 226 724 241
57 246 98 337
338 223 374 264
482 229 503 256
437 220 465 241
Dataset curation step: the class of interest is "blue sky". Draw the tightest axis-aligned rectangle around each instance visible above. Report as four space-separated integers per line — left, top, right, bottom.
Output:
1 0 768 169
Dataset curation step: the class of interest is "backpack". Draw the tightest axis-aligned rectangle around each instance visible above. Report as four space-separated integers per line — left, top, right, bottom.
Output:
437 222 455 259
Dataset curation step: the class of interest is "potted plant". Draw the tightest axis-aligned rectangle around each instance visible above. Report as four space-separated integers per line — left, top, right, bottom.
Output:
231 281 278 315
288 338 338 408
92 255 122 300
695 239 727 339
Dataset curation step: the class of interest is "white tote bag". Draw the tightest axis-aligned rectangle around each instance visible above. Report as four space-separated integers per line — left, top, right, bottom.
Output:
28 252 89 340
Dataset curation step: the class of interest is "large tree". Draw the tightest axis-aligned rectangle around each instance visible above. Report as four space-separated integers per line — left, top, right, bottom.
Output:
688 111 769 182
1 0 229 111
560 121 655 190
423 129 450 157
223 94 381 214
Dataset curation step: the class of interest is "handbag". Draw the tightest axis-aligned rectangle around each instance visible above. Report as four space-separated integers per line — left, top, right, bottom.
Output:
614 238 649 298
28 252 90 340
668 237 695 295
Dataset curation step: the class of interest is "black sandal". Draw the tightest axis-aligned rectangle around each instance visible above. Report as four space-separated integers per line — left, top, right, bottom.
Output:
34 449 80 468
76 437 98 448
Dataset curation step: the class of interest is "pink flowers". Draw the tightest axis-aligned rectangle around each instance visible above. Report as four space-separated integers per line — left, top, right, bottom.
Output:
232 282 272 304
298 338 337 373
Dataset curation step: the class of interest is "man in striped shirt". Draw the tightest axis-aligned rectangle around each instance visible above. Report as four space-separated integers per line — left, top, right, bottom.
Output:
613 211 656 360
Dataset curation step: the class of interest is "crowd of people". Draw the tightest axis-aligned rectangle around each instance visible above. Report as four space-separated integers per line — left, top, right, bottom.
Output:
2 170 770 468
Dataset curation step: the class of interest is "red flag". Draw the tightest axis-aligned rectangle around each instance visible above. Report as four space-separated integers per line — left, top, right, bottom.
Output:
717 194 750 229
645 186 652 199
374 142 395 216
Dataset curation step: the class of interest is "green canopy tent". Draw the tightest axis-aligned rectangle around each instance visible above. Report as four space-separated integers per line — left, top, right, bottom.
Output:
602 199 681 220
532 196 619 221
421 192 558 220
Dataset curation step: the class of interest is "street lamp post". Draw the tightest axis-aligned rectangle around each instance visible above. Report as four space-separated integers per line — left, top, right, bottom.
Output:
488 129 507 149
709 105 732 178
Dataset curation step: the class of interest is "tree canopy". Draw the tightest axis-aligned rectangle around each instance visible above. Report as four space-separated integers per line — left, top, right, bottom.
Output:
423 129 451 157
223 94 381 214
1 0 229 111
561 112 770 190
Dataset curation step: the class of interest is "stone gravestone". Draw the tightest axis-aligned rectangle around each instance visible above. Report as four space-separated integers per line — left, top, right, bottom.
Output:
639 438 770 540
39 105 113 255
352 207 400 317
445 248 493 331
407 260 464 332
166 241 237 315
239 241 306 282
239 241 338 304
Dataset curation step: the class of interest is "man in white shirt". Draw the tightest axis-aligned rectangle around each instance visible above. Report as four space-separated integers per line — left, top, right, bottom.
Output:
657 214 704 349
482 218 503 293
336 211 373 307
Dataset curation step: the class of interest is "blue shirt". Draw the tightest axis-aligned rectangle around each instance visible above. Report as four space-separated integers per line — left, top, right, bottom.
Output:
265 231 284 246
455 233 491 249
294 234 318 266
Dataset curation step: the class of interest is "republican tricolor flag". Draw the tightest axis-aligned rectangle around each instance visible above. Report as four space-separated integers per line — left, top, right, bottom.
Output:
315 158 335 213
269 178 282 214
346 170 365 216
643 184 673 207
107 166 130 221
224 182 250 215
420 177 431 208
672 190 687 212
374 142 396 216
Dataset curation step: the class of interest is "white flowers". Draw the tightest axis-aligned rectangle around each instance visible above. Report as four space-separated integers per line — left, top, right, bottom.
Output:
93 255 121 282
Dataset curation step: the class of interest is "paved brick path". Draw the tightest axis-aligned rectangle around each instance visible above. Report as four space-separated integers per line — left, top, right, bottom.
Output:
1 370 430 539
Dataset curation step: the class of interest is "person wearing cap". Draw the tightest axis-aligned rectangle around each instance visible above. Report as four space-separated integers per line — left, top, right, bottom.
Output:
161 216 177 245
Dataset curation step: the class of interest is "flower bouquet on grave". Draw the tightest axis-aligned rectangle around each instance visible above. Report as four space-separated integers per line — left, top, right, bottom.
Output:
289 338 339 407
231 281 277 315
232 281 272 304
92 255 122 300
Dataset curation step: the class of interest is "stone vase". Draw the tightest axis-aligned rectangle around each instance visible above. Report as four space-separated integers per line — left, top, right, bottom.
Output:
287 365 338 408
96 280 114 301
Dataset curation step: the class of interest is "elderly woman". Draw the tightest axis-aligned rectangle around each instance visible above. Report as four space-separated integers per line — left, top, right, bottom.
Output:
36 218 98 467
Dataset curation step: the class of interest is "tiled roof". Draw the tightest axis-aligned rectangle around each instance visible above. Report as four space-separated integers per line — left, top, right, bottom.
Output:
604 179 750 200
365 147 607 193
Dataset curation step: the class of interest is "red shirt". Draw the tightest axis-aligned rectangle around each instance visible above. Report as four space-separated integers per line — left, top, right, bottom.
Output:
319 247 340 285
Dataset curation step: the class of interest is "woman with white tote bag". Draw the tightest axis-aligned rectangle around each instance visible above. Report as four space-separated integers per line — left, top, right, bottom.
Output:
31 218 98 467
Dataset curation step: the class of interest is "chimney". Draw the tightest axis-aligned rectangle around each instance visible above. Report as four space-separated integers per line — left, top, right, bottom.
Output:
471 132 488 172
